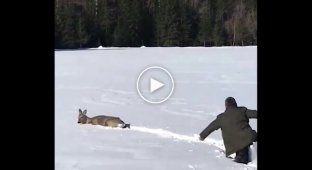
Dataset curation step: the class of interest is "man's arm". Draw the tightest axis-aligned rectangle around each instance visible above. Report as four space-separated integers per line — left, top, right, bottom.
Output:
199 118 220 140
245 109 257 119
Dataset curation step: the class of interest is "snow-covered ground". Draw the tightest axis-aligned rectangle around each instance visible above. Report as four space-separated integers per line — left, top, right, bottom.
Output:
55 46 257 170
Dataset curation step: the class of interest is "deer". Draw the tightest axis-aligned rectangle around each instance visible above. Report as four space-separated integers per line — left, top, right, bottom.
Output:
77 109 130 128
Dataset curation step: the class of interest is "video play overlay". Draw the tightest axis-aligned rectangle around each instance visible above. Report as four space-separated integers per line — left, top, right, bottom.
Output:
137 66 174 104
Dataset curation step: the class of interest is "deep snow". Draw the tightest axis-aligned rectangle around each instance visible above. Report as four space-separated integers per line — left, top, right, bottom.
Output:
55 46 257 170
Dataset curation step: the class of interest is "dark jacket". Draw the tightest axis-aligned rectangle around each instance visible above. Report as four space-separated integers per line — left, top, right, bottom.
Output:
200 106 257 156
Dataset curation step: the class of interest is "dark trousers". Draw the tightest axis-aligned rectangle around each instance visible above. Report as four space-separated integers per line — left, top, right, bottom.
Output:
234 145 250 164
235 131 257 164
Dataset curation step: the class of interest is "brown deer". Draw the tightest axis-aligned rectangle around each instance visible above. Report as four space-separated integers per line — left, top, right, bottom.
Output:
77 109 130 128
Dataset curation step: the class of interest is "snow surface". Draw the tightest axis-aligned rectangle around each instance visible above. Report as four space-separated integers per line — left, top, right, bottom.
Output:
55 46 257 170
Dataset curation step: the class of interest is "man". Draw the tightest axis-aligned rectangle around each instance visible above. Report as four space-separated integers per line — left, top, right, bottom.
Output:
199 97 257 164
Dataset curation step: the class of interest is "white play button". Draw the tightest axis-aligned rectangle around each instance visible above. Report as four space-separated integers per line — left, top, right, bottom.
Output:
137 66 174 104
150 78 164 93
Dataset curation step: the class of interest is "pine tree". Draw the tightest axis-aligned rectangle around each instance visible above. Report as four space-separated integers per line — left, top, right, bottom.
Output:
55 3 65 48
54 0 257 48
155 0 180 46
84 0 98 47
245 0 257 45
212 0 227 46
140 0 155 46
129 0 144 46
113 0 144 47
113 0 132 46
77 15 89 48
178 1 193 46
212 21 226 46
197 0 215 46
61 5 79 48
98 0 119 46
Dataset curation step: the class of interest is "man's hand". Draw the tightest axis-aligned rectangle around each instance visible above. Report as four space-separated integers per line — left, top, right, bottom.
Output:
199 136 204 141
193 134 204 141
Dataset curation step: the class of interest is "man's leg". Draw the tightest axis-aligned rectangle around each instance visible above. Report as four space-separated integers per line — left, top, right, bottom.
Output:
234 145 250 164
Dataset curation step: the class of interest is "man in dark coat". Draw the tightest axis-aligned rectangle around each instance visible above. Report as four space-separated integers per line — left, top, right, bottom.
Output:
199 97 257 164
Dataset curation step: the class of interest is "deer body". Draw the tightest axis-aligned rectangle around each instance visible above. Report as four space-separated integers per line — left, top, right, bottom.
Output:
78 109 130 128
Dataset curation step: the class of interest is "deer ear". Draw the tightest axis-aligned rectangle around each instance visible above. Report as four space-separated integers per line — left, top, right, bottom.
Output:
82 109 87 115
79 109 83 114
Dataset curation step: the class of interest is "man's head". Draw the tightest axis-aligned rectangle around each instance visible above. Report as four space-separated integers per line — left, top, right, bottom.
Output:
225 97 237 108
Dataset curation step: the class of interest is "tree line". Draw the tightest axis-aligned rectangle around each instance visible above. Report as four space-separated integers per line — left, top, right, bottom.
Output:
55 0 257 49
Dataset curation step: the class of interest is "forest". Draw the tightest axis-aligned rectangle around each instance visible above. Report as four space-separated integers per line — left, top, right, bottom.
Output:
55 0 257 48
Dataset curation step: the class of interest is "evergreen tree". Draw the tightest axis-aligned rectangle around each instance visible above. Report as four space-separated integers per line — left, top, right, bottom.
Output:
98 0 118 46
54 0 257 48
212 21 226 46
129 0 144 46
178 1 193 46
84 0 98 47
155 0 180 46
77 14 89 48
212 0 227 46
55 3 65 48
113 0 144 47
61 5 79 48
197 0 215 46
141 1 155 46
113 0 132 46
